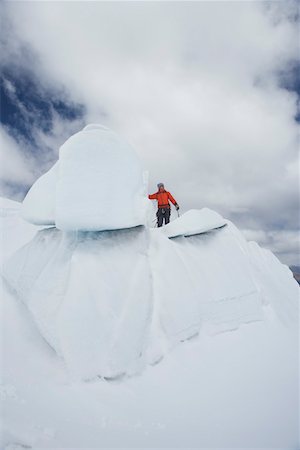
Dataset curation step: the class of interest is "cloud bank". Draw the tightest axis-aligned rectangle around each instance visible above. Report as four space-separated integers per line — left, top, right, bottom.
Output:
1 1 299 264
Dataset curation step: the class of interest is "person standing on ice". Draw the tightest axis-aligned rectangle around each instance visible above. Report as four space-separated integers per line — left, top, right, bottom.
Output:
148 183 179 227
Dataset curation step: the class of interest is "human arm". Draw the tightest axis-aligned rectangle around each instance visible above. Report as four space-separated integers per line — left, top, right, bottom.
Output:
167 192 179 209
148 193 158 200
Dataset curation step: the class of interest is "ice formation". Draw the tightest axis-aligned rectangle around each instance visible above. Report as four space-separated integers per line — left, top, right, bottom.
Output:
160 208 226 238
22 124 148 231
3 124 298 381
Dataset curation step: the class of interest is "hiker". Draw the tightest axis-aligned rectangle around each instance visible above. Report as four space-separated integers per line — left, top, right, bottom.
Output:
148 183 179 227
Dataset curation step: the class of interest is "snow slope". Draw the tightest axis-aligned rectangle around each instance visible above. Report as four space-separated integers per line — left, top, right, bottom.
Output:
0 197 39 261
1 122 299 448
1 197 299 449
1 285 299 450
2 202 298 381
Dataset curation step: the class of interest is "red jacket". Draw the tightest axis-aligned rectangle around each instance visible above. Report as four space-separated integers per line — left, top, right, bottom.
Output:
148 190 177 208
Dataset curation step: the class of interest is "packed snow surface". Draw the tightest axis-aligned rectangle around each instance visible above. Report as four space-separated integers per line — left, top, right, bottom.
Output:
22 124 149 230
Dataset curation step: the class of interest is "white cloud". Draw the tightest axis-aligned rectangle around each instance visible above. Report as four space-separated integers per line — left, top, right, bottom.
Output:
1 1 299 264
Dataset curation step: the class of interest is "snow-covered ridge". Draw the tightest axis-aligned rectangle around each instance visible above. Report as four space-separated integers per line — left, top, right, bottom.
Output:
1 125 298 382
3 207 298 379
2 204 298 381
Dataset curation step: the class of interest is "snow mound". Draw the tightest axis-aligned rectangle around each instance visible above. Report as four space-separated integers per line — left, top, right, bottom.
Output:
21 124 149 231
22 162 58 226
160 208 227 238
2 207 298 381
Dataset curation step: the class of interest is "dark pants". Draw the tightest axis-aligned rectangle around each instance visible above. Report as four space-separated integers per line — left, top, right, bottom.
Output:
157 207 171 227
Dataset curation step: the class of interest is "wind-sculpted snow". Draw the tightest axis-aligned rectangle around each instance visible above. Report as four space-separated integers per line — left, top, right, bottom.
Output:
246 240 299 327
21 124 149 230
1 124 298 381
3 226 152 380
151 223 264 338
160 208 226 238
1 122 299 447
21 162 58 226
2 209 298 381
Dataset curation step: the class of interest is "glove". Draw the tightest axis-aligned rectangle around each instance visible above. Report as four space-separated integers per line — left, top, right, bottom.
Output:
175 204 180 211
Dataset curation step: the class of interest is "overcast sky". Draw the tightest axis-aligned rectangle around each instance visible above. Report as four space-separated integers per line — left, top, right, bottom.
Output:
0 1 299 265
